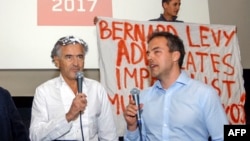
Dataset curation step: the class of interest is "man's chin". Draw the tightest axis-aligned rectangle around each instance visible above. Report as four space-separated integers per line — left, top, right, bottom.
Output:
151 73 158 78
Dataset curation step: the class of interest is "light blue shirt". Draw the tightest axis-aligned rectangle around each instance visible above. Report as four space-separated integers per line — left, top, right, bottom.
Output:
124 71 229 141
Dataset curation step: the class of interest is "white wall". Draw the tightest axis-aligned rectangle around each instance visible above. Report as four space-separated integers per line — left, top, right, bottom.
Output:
208 0 250 68
0 0 210 69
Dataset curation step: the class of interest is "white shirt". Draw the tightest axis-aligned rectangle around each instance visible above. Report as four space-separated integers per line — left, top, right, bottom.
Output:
29 74 118 141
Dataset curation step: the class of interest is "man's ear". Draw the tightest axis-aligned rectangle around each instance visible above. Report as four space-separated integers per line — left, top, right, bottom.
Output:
54 56 60 68
173 51 180 62
163 2 168 9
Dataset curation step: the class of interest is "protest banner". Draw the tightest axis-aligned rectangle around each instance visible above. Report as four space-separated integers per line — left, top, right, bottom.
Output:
96 17 246 136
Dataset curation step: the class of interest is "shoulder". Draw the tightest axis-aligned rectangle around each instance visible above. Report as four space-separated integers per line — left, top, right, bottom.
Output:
189 78 215 92
180 71 214 92
140 86 155 97
179 71 218 97
149 18 160 21
0 87 11 99
0 87 16 110
148 14 162 21
83 78 109 101
84 77 106 91
36 77 60 89
34 77 61 98
84 77 102 86
187 78 220 104
149 14 184 23
174 20 184 23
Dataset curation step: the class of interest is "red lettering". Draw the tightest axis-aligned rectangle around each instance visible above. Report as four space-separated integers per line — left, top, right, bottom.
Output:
186 25 200 47
166 25 178 36
211 78 221 96
108 93 127 115
223 30 236 46
108 94 121 114
196 52 209 72
200 26 210 47
134 24 146 42
210 53 220 73
116 68 121 90
116 67 151 90
99 20 111 39
185 52 197 72
116 40 130 66
223 54 234 75
211 29 222 46
112 21 124 40
124 22 134 40
222 80 235 98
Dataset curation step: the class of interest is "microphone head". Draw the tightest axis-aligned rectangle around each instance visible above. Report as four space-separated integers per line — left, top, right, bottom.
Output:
130 88 141 123
76 71 84 93
130 88 140 95
76 71 84 79
130 88 140 105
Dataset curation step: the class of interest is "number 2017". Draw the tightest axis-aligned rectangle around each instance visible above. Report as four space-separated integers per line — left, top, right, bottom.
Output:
52 0 97 12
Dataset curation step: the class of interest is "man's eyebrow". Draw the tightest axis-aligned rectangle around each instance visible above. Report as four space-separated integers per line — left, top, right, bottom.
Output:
146 46 161 54
151 46 161 51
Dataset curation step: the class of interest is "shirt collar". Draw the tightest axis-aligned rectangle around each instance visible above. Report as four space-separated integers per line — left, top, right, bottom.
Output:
160 14 178 21
153 70 189 90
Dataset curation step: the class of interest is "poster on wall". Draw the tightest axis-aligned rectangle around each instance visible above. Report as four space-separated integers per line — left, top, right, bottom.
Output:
96 17 246 136
37 0 112 26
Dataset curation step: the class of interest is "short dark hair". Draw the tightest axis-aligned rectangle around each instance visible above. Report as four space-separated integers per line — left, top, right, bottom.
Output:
147 31 185 68
162 0 171 6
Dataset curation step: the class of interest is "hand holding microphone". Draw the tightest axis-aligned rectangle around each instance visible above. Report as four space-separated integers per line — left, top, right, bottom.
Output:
75 71 87 112
75 71 86 141
130 88 143 140
66 71 87 122
130 88 141 124
124 88 142 131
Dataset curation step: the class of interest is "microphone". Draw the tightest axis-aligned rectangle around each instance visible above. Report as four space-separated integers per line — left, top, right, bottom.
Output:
76 71 84 93
130 88 141 124
76 71 85 141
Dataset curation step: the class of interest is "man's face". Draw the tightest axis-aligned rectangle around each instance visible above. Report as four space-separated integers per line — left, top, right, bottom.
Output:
54 43 85 82
147 37 175 79
164 0 181 17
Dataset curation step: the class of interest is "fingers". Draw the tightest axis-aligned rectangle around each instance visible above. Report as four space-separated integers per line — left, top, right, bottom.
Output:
66 93 87 122
77 94 87 103
123 99 140 131
125 104 138 117
125 98 144 118
93 16 98 25
71 94 87 113
124 99 138 119
77 94 87 111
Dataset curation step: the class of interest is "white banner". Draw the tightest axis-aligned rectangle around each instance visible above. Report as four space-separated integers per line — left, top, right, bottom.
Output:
96 17 246 136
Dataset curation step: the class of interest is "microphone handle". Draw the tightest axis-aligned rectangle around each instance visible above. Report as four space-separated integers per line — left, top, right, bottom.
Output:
77 77 83 93
132 94 141 122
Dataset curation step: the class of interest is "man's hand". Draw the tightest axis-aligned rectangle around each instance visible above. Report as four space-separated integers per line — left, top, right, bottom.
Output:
66 93 87 122
93 16 98 25
123 97 143 131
